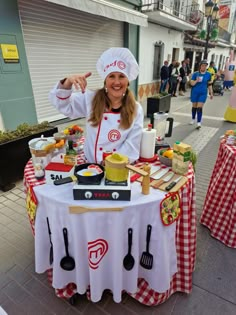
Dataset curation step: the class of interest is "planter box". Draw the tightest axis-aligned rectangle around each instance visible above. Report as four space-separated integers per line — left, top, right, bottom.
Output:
147 94 171 117
0 126 58 192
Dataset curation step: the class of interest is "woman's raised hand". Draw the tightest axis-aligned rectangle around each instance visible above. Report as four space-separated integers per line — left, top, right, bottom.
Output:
63 72 92 92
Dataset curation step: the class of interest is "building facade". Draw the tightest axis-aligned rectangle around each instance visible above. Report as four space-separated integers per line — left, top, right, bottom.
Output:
0 0 146 130
137 0 236 111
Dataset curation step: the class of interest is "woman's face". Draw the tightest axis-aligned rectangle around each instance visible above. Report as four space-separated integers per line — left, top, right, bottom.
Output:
105 72 129 102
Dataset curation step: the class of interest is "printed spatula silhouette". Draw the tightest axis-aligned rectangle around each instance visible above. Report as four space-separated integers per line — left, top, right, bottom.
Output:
140 224 153 270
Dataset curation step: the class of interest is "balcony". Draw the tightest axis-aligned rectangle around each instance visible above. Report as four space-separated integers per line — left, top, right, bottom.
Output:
141 0 201 31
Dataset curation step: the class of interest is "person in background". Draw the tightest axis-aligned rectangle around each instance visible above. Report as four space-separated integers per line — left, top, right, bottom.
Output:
185 58 192 76
207 61 217 82
233 69 236 86
169 61 180 97
179 60 187 96
49 47 144 164
159 60 169 93
184 57 192 89
189 60 213 129
168 60 176 93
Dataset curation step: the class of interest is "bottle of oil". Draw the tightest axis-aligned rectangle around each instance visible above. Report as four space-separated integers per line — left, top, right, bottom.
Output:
64 140 77 165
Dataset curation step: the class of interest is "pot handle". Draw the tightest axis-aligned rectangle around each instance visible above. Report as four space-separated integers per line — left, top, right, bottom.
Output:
54 175 77 185
165 117 174 138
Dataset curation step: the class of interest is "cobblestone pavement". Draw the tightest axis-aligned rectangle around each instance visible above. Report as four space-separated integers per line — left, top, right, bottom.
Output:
1 91 236 314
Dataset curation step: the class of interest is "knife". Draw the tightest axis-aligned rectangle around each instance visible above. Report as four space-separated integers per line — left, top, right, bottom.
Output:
130 165 161 182
151 168 169 180
165 176 182 191
152 171 175 189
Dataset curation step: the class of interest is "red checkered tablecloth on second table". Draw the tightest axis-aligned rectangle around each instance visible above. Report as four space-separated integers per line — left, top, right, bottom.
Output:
24 156 196 306
200 142 236 248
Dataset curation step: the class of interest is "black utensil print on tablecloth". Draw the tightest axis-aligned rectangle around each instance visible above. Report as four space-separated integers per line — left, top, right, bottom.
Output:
60 228 75 271
46 217 53 265
123 228 135 271
140 224 153 270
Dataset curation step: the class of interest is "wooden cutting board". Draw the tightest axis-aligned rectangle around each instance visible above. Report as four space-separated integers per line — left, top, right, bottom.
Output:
150 175 188 192
130 166 188 193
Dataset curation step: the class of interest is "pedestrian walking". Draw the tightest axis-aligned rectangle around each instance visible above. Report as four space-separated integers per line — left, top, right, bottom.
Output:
179 60 187 96
185 58 191 77
168 60 176 93
189 60 213 129
159 60 169 93
169 61 180 97
207 61 217 82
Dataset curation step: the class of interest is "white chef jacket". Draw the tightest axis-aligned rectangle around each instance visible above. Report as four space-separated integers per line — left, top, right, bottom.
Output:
49 84 144 163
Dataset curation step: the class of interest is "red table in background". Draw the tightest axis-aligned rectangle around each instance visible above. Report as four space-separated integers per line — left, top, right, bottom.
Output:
24 154 196 306
200 142 236 248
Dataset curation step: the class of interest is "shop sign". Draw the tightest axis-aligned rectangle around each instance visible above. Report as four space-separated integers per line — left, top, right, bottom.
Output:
1 44 19 63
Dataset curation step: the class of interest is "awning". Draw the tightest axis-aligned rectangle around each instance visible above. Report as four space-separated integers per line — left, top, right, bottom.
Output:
184 33 215 48
44 0 148 27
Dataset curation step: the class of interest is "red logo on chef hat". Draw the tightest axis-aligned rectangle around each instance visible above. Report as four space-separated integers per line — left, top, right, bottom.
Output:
103 60 126 72
108 129 121 142
117 60 126 70
88 239 108 269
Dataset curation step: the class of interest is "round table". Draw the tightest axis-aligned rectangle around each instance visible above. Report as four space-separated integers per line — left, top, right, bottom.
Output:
24 155 196 306
200 142 236 248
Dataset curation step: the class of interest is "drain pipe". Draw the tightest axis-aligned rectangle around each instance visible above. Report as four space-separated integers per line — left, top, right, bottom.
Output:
0 112 5 131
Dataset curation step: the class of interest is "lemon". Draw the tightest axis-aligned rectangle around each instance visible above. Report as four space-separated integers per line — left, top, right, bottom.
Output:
163 149 173 159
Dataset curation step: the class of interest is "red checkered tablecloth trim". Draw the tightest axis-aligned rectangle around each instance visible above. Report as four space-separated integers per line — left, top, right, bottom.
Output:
129 171 196 305
200 143 236 248
25 158 196 305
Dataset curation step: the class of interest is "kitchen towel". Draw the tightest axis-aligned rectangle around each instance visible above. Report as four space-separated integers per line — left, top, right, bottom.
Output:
140 128 156 159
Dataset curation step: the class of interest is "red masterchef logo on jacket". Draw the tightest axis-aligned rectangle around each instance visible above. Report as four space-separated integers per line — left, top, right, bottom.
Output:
104 60 126 72
108 129 121 142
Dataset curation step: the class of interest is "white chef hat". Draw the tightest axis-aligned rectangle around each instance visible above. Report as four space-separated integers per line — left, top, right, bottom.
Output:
96 47 139 81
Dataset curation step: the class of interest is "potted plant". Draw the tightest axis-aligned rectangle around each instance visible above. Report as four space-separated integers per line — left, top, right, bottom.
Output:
147 91 171 118
0 121 58 191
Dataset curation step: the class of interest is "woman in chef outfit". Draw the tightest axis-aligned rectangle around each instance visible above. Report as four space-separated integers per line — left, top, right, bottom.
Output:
49 47 144 164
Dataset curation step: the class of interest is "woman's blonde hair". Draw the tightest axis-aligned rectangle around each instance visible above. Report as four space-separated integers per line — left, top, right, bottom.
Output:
88 88 137 129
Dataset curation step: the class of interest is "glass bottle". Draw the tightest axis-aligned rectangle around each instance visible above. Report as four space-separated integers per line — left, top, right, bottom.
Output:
66 140 77 155
64 140 77 165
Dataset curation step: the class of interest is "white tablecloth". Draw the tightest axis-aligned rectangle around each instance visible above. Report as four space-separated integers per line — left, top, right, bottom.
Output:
34 182 177 303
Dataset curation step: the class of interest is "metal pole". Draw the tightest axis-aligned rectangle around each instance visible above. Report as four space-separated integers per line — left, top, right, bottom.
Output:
204 16 211 60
